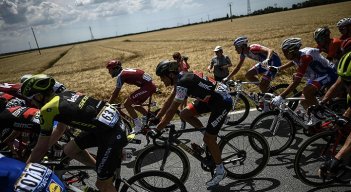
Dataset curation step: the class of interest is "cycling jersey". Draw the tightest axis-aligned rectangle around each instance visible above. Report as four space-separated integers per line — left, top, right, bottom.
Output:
0 92 26 108
175 72 233 134
240 44 281 80
0 83 23 100
116 69 153 89
0 106 40 132
0 153 66 192
39 91 128 180
317 37 342 63
294 48 337 89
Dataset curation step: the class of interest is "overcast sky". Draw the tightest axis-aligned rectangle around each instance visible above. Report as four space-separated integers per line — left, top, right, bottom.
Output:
0 0 306 53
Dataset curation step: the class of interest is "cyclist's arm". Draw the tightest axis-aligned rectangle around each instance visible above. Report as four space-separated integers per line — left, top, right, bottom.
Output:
279 61 294 71
156 100 182 130
280 76 301 98
226 60 244 79
156 86 176 119
320 77 343 105
335 108 351 160
48 122 68 147
27 135 50 163
221 56 232 68
259 46 274 60
108 87 121 103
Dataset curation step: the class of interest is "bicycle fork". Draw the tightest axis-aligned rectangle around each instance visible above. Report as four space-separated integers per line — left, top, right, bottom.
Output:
269 112 283 135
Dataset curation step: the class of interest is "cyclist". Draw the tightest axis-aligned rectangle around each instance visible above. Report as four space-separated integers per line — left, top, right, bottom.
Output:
313 26 342 64
21 74 128 192
225 36 282 93
317 51 351 177
0 92 26 108
272 38 337 125
337 17 351 40
207 46 232 81
341 37 351 54
152 60 233 187
0 82 24 101
0 153 66 192
173 52 190 110
106 59 157 133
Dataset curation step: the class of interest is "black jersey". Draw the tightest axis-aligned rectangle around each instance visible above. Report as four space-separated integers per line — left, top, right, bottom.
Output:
0 106 40 132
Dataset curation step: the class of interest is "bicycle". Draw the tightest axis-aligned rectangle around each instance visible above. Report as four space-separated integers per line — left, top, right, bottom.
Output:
249 96 346 156
225 79 298 126
134 124 270 189
293 106 351 187
113 90 186 137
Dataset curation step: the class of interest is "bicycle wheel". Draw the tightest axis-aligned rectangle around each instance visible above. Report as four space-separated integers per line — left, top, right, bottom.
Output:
219 129 270 179
120 170 187 192
269 84 299 110
249 110 296 156
294 131 339 187
134 145 190 185
226 92 250 126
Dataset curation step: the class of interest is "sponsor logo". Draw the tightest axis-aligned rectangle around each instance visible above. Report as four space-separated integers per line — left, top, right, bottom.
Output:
12 107 26 117
67 93 80 102
78 96 89 109
198 82 212 90
211 109 228 127
132 90 147 99
13 122 33 129
49 180 62 192
98 147 112 174
71 121 96 128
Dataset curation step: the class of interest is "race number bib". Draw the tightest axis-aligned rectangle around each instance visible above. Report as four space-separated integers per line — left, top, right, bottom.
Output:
31 111 41 124
14 163 52 192
97 104 119 127
215 82 229 92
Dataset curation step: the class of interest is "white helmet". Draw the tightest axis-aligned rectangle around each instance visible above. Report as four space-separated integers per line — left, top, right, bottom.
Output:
281 38 302 52
20 74 33 83
337 17 351 28
233 36 248 47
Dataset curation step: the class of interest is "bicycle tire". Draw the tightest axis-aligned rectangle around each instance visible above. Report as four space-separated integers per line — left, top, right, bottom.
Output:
294 131 338 187
120 170 187 192
219 129 270 179
226 92 250 126
268 83 299 110
249 110 296 156
134 145 190 185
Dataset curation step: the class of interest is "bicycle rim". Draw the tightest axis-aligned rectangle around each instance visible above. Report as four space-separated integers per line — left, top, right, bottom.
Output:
294 131 338 187
249 111 296 156
219 130 270 179
120 171 187 192
226 93 250 126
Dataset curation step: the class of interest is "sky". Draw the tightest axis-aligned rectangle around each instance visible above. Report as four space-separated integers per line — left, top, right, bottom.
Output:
0 0 307 53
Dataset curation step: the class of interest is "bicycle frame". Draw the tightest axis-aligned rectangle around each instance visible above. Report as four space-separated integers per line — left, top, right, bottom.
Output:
228 80 261 106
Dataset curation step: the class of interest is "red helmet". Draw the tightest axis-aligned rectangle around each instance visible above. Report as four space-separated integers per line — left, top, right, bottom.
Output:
106 59 122 70
341 37 351 54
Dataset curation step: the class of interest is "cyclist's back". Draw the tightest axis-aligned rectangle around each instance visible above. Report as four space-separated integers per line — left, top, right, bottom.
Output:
0 153 66 192
116 68 154 88
0 105 40 132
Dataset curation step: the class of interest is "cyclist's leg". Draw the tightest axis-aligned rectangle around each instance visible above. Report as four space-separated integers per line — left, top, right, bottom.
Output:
245 65 260 82
95 123 128 191
335 108 351 160
179 100 209 128
260 59 280 93
64 134 96 167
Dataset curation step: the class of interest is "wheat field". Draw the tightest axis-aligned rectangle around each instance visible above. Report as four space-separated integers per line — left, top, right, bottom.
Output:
1 2 351 104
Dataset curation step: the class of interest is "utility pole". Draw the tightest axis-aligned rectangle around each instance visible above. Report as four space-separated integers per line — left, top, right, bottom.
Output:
31 27 41 55
89 26 94 40
188 19 190 25
228 2 233 22
28 41 32 50
247 0 251 15
207 14 210 22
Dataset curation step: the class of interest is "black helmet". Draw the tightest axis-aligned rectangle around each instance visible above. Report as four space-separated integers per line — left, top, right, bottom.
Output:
313 27 330 43
156 60 179 76
21 74 56 98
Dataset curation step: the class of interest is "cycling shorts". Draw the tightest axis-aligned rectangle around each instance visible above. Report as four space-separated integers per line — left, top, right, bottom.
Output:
306 73 337 90
187 96 233 135
253 56 282 81
129 83 157 105
74 119 128 180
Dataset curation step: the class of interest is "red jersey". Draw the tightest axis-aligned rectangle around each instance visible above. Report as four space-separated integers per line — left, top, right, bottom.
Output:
116 68 153 88
0 83 22 98
317 38 342 61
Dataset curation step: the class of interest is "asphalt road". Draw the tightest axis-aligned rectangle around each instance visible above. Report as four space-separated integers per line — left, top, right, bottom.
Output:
113 108 351 192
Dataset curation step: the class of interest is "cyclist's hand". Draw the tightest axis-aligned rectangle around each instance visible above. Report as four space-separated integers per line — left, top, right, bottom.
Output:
336 116 349 127
318 157 341 178
271 95 283 106
149 117 160 125
146 128 161 139
262 59 269 68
